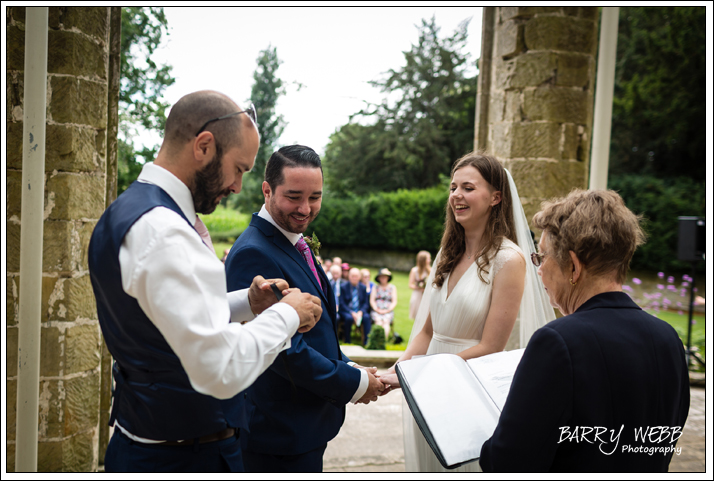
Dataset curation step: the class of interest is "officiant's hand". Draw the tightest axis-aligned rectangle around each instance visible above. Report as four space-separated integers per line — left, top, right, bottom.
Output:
281 289 322 333
356 370 385 404
248 276 291 315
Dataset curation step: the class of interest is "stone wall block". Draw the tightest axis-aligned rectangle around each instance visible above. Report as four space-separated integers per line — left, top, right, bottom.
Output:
65 276 98 321
45 124 99 173
555 53 593 88
37 439 63 472
65 324 101 375
63 430 97 472
8 223 21 272
7 379 17 441
562 124 579 160
500 6 560 21
7 71 24 122
79 221 98 270
7 276 19 326
8 6 26 23
42 276 61 321
505 52 556 89
504 90 523 122
7 122 24 169
488 90 506 123
64 373 100 436
506 160 589 203
49 76 107 129
52 7 109 43
39 326 62 377
6 25 25 71
510 122 561 159
7 169 23 219
43 221 74 273
7 326 19 378
489 123 512 158
523 87 591 124
47 29 107 80
578 7 599 20
45 173 105 221
524 16 597 55
497 19 524 59
95 128 107 158
39 380 64 439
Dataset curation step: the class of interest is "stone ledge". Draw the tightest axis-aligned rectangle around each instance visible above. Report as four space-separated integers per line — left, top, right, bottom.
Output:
341 345 401 368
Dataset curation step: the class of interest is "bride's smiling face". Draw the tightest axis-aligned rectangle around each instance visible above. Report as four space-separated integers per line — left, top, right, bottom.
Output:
449 165 501 228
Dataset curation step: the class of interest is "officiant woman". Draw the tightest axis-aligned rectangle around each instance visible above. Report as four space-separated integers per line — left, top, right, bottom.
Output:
479 189 690 472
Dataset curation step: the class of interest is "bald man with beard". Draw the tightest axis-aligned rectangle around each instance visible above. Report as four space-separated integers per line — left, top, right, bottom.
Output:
88 91 321 472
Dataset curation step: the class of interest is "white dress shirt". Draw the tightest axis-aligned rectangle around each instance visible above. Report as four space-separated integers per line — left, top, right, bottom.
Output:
257 205 368 403
115 164 300 441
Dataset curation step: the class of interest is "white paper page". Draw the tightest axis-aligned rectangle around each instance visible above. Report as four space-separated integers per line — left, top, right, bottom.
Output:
466 349 525 411
398 353 501 467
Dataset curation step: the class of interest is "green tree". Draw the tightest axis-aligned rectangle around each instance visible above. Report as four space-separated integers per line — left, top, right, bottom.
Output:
323 17 476 196
118 7 175 193
609 7 705 179
230 45 287 214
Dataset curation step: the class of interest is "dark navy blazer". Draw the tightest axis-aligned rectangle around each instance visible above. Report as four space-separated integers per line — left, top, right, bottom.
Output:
480 292 690 472
224 214 361 456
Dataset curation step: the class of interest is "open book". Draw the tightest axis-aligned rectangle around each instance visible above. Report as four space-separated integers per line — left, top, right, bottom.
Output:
396 349 525 469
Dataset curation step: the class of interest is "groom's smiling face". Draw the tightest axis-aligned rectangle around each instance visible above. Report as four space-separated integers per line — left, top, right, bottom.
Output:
264 166 323 234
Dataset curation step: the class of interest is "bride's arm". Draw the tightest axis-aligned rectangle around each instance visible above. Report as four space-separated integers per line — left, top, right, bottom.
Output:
457 252 526 361
378 312 433 389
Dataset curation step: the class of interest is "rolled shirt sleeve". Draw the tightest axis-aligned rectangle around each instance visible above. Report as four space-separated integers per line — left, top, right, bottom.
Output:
120 207 299 400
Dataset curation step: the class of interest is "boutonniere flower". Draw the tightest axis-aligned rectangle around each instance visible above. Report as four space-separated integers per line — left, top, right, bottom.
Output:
304 232 321 261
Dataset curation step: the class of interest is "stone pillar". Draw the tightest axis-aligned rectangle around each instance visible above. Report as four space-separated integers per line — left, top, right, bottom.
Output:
476 6 598 234
6 6 117 472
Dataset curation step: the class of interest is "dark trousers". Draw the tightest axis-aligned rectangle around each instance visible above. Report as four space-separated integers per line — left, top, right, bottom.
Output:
104 428 244 472
243 444 327 472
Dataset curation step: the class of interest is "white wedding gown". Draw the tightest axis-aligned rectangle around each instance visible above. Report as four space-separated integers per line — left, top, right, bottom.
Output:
403 239 525 472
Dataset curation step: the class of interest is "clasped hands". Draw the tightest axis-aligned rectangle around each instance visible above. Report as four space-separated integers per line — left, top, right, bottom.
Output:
351 364 402 404
247 275 322 333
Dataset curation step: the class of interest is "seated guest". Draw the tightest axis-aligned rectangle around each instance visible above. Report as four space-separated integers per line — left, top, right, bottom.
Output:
329 264 345 341
339 268 370 344
323 258 334 281
360 269 374 344
341 262 350 281
370 268 397 342
480 189 690 472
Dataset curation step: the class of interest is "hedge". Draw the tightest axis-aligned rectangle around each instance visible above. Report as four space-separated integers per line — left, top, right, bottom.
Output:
311 174 705 273
310 187 449 253
608 174 706 273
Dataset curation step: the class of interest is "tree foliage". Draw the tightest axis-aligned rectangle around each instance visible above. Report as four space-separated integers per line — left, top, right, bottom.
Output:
323 17 477 196
230 46 287 214
118 7 175 193
609 7 705 179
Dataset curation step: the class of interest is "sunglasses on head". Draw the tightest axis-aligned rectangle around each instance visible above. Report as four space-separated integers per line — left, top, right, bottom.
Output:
195 102 257 136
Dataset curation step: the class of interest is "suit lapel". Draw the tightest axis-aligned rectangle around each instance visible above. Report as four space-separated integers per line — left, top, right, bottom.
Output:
252 215 331 306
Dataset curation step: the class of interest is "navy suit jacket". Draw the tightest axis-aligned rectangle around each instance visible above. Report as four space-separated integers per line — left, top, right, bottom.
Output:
224 214 361 455
338 282 370 322
480 292 690 472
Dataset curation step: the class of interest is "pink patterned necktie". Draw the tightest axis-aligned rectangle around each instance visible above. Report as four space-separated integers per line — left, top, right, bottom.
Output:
296 237 322 289
195 216 215 255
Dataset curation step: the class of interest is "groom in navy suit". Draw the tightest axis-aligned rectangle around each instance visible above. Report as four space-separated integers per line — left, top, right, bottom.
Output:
224 145 385 472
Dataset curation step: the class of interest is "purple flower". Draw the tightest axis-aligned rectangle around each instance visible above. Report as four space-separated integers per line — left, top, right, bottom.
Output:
677 302 682 307
681 289 687 297
683 274 692 282
667 276 675 284
633 278 642 285
658 272 665 279
667 285 677 291
663 298 671 305
657 284 664 290
623 285 633 292
678 310 684 316
682 282 689 287
694 287 698 293
692 320 697 325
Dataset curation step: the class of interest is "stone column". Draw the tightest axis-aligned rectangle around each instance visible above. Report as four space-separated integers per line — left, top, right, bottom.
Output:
476 6 598 233
6 6 115 472
475 7 599 348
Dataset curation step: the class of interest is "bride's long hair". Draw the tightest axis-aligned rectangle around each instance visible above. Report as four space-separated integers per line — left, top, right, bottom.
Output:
434 152 517 287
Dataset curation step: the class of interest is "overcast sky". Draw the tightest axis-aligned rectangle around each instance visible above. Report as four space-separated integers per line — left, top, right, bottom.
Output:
145 6 483 154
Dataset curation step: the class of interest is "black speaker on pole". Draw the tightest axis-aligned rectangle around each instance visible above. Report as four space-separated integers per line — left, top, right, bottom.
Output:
677 216 705 369
677 216 705 262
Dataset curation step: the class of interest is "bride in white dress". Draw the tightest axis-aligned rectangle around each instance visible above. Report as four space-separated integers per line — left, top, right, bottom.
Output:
379 152 555 472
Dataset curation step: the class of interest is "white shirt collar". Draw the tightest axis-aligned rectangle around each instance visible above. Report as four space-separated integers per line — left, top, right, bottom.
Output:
258 204 302 246
137 162 198 226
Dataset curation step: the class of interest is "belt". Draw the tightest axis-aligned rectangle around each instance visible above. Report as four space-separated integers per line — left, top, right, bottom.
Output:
158 427 236 446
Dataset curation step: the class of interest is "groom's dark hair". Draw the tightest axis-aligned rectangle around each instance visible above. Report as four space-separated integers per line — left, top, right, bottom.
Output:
264 144 323 190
